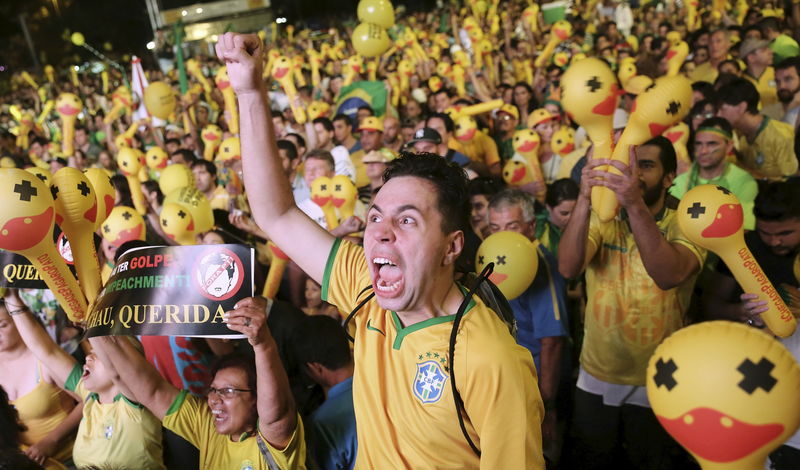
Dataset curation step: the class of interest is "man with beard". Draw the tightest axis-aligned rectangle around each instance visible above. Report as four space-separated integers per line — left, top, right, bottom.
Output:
775 57 800 128
669 118 758 229
702 181 800 469
559 136 706 469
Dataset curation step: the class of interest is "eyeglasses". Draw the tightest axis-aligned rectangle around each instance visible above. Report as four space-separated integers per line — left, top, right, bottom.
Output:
693 113 715 120
497 114 514 121
207 387 253 399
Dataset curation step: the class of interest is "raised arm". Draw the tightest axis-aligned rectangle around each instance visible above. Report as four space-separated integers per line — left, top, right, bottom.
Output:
88 335 179 420
216 32 333 283
225 297 296 448
3 289 76 386
558 160 599 279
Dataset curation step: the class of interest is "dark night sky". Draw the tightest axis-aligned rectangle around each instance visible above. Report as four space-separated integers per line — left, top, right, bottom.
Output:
0 0 435 71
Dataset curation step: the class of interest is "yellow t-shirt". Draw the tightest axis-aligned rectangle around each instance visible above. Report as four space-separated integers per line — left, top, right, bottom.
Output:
163 390 306 470
737 116 798 178
321 239 544 469
744 66 779 109
209 184 232 211
449 132 501 167
64 364 165 470
582 207 706 385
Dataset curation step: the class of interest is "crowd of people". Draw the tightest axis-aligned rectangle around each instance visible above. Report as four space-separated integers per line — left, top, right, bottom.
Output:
1 0 800 469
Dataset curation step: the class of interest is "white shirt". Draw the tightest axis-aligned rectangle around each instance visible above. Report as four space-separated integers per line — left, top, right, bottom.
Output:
331 145 356 183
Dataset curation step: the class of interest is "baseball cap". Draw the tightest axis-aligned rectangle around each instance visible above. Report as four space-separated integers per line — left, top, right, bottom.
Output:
357 116 384 132
527 108 558 128
408 127 443 145
362 148 397 163
739 38 770 58
496 103 519 120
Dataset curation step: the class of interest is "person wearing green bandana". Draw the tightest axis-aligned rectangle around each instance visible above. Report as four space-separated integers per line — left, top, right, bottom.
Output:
669 117 758 230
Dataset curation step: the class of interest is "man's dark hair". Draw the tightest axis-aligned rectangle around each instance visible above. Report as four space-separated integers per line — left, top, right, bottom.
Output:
74 125 88 134
272 110 287 123
276 139 298 161
468 176 505 198
640 135 677 176
191 158 217 177
754 181 800 221
775 56 800 76
426 112 455 134
286 132 306 150
294 315 352 370
31 136 49 147
357 105 375 116
758 16 781 35
171 148 196 164
164 138 181 147
110 174 133 208
546 178 579 208
312 117 334 132
383 151 470 234
716 78 760 114
142 180 164 205
697 116 734 135
210 354 258 395
332 113 353 128
305 149 335 170
691 81 715 102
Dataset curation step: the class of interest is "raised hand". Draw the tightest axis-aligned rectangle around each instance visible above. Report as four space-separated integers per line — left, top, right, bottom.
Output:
214 33 264 96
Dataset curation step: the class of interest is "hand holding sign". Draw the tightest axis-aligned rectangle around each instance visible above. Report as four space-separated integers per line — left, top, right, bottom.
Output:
225 296 271 347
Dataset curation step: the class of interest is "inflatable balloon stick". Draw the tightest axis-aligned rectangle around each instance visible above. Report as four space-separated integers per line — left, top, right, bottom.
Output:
535 21 572 68
552 126 576 157
101 70 109 94
163 186 214 235
330 175 358 219
69 66 79 88
0 169 87 321
306 101 331 121
25 167 52 187
291 55 306 87
502 156 536 186
397 60 413 93
647 321 800 469
44 65 55 84
677 185 796 337
20 71 39 90
561 58 619 162
446 99 504 119
83 168 115 230
262 242 289 299
145 146 169 170
271 56 307 125
116 147 148 215
666 41 689 77
618 57 637 85
159 202 197 245
201 124 223 161
343 55 364 87
475 231 538 300
215 67 239 134
454 116 478 143
103 86 132 124
158 163 195 196
522 4 540 32
452 65 466 97
36 100 54 126
595 75 692 222
511 129 545 203
307 48 323 87
310 176 339 230
16 111 35 150
101 206 146 248
215 137 240 162
51 168 102 302
664 122 691 171
56 93 83 157
186 59 212 94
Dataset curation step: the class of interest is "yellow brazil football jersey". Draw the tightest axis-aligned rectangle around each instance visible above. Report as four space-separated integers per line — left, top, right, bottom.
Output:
744 66 778 109
449 132 501 167
737 116 798 179
582 207 706 386
64 364 166 470
321 239 544 470
163 390 306 470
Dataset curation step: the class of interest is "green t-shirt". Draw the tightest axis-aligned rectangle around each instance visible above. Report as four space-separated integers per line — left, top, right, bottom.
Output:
770 34 800 65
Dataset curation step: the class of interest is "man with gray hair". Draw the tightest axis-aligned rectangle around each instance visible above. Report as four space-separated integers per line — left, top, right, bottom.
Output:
487 188 568 455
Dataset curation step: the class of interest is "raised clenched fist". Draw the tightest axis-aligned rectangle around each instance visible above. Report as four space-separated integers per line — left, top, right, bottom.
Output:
214 33 264 96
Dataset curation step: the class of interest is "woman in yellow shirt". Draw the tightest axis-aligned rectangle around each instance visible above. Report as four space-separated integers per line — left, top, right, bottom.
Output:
3 289 165 470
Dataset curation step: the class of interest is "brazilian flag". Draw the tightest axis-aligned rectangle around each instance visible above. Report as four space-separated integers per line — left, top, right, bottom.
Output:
335 81 387 125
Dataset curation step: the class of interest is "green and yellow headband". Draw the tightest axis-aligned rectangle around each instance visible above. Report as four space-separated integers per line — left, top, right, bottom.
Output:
696 126 732 141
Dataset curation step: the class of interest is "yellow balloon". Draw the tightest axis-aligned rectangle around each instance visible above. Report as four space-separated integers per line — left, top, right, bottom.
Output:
83 168 115 229
330 175 358 219
310 176 339 229
158 163 195 196
163 186 213 234
352 22 391 58
216 137 240 162
144 81 176 120
159 202 198 245
357 0 395 29
647 321 800 469
101 206 146 246
116 147 148 215
677 185 796 337
25 167 52 187
51 168 102 302
0 169 87 320
561 58 618 159
145 146 169 170
70 32 85 46
475 231 538 300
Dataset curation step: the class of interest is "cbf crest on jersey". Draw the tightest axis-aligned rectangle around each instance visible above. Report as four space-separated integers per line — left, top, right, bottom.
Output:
413 358 449 404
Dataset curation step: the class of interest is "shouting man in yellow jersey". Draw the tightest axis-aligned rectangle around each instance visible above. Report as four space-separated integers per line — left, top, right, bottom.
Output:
216 32 544 469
